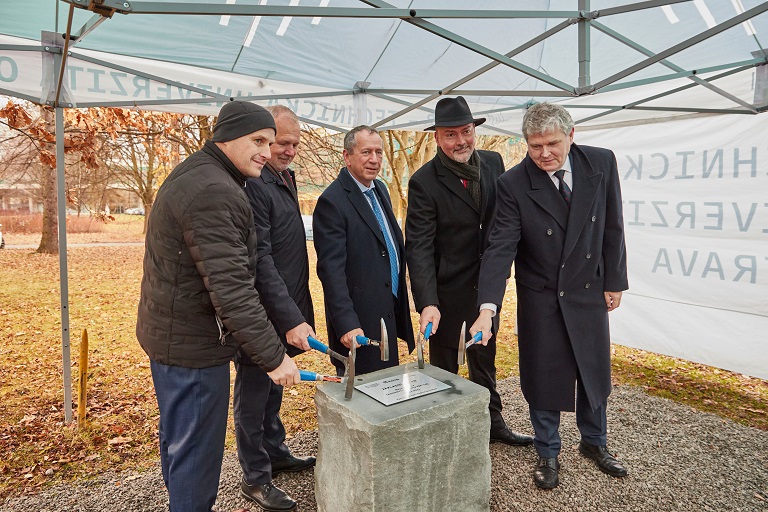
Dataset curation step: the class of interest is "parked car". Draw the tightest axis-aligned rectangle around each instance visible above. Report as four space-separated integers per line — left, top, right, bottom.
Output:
0 223 4 249
301 214 313 241
125 207 145 215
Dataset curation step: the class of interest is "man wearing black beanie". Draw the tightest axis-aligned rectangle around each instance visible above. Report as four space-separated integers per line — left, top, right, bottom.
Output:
137 101 300 512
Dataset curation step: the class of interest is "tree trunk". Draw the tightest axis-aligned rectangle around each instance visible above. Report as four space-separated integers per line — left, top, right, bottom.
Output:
37 107 59 255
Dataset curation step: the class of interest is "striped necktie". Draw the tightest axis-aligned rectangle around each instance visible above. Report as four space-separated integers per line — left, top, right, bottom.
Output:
364 189 399 297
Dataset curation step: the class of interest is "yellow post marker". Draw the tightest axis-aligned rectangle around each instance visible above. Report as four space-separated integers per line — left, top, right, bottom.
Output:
77 328 88 428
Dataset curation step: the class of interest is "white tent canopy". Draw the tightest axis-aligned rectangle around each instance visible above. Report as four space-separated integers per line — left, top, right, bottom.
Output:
1 1 767 133
1 1 766 421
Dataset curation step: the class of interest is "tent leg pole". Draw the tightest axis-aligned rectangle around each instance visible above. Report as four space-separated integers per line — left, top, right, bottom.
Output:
578 0 591 90
56 105 73 424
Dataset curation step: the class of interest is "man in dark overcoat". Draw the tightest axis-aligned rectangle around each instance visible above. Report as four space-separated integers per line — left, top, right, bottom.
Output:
406 96 533 446
472 102 629 489
236 106 315 511
313 125 414 375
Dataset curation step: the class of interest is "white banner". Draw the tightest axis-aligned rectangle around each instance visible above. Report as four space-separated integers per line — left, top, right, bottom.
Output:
577 114 768 379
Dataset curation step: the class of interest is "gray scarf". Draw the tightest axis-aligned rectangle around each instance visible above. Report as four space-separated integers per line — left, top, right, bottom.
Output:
437 147 481 208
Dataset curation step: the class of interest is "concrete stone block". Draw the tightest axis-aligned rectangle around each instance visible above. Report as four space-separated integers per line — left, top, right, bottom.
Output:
314 362 491 512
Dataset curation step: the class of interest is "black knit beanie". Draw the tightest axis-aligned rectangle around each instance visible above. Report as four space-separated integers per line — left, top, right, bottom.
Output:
212 101 276 142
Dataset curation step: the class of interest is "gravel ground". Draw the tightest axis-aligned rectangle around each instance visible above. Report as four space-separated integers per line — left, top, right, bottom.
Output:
5 378 767 512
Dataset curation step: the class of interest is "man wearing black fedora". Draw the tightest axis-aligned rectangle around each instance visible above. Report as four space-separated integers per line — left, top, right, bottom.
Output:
406 96 534 446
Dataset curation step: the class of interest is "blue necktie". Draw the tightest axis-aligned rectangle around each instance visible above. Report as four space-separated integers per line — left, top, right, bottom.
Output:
364 189 399 297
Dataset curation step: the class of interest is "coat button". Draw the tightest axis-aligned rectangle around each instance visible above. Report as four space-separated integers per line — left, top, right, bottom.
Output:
561 263 565 269
381 251 386 257
547 229 553 235
473 284 478 291
586 253 592 259
559 291 565 297
585 283 590 288
592 215 596 222
388 313 393 319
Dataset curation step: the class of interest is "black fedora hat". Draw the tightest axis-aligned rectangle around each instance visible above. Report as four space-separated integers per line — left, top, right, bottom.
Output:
425 96 486 131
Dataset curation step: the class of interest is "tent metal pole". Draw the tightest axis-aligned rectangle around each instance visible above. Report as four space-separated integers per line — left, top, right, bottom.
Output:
71 52 230 102
0 87 41 103
600 58 768 93
578 0 591 90
596 0 691 17
53 59 73 424
591 20 757 112
360 0 575 93
591 2 768 91
119 4 581 19
119 2 686 19
371 18 575 128
577 63 759 124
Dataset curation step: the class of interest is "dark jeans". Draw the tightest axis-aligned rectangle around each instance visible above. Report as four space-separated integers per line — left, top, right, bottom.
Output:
150 360 230 512
234 360 292 486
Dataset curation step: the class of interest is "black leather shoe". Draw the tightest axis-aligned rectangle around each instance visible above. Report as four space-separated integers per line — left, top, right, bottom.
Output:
533 457 560 489
578 440 628 477
489 426 534 446
240 480 297 512
270 454 316 477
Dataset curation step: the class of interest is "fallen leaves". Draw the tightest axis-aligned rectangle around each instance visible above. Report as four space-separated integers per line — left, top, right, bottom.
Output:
107 436 132 446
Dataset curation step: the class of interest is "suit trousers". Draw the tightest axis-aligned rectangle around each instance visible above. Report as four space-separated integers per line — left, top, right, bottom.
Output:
150 360 230 512
234 359 292 486
429 337 504 430
529 377 607 458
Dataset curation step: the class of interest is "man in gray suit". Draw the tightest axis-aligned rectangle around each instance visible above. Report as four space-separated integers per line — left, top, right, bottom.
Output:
472 102 629 489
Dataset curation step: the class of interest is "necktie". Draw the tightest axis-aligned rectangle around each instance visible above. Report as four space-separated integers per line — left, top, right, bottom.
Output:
554 169 571 207
364 189 399 297
277 169 298 201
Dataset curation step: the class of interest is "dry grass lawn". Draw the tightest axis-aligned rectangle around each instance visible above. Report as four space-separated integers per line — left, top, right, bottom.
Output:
0 216 765 499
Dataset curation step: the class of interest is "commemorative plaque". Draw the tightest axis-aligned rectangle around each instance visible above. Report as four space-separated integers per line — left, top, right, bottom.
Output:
355 370 450 406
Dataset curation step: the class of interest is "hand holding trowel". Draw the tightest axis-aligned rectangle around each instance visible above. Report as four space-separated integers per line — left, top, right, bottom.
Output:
306 335 356 399
354 318 390 362
457 320 485 366
416 321 433 369
299 370 343 383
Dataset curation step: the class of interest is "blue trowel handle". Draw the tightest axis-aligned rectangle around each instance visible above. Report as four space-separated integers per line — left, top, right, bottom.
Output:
355 335 374 346
424 322 433 340
299 370 342 383
308 336 330 354
300 370 321 381
472 331 483 343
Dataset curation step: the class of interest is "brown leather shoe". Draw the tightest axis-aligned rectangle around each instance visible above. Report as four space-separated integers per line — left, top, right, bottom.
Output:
578 440 628 477
533 457 560 489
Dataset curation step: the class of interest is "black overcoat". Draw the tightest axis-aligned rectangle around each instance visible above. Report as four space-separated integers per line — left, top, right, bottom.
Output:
406 150 504 348
313 168 415 375
244 164 315 358
478 143 628 411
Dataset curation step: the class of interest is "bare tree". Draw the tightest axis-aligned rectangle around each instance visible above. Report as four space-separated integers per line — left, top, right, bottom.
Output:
381 130 435 221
